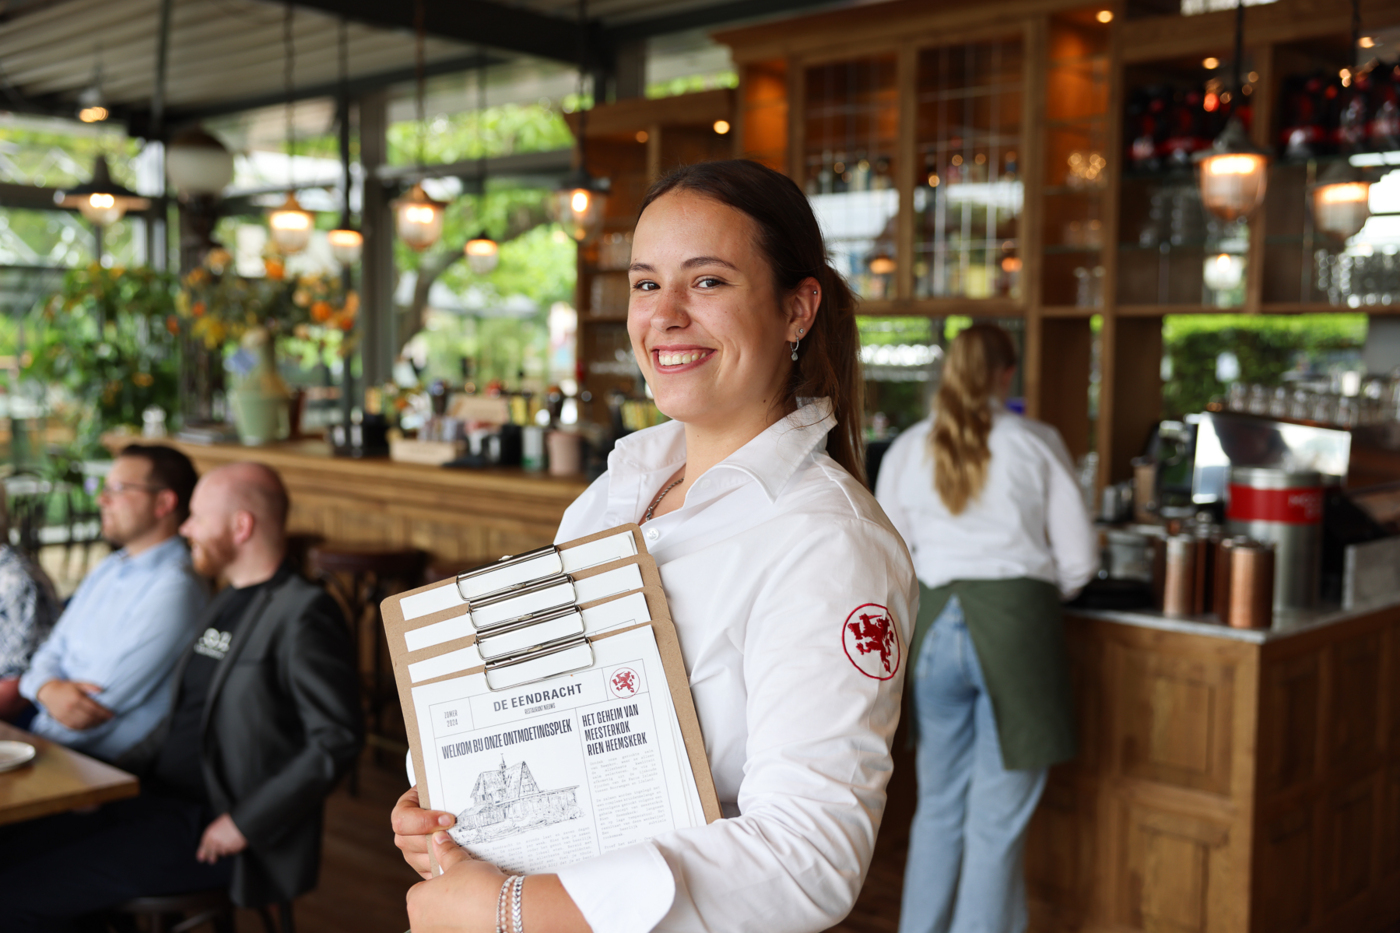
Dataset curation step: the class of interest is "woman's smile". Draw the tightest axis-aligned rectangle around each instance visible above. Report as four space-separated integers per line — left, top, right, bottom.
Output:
652 346 716 372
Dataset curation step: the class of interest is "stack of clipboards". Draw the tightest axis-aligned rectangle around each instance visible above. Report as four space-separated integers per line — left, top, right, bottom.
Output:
383 524 721 875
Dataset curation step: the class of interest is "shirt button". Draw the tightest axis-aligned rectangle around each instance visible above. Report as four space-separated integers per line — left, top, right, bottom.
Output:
646 529 659 540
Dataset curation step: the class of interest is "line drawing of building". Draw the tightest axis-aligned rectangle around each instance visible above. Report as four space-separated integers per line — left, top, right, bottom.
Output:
449 757 582 845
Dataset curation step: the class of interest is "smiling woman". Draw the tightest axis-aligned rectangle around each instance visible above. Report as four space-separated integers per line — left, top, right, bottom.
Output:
392 160 917 933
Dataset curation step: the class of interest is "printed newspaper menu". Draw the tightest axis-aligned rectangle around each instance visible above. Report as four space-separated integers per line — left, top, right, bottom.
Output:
381 524 721 876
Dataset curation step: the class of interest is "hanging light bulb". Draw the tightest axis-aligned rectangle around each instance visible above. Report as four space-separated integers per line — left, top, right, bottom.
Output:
550 168 608 242
868 251 896 276
1203 252 1245 293
465 231 500 273
1196 116 1269 221
55 155 149 226
395 182 447 252
1195 0 1269 221
166 127 235 196
328 227 364 266
268 192 314 254
1312 161 1371 241
551 0 608 243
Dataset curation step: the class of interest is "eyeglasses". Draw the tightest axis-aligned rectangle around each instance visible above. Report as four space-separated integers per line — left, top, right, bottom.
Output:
99 479 167 497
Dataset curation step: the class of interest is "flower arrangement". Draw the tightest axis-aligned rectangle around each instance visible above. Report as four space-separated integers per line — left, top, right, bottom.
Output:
177 248 360 354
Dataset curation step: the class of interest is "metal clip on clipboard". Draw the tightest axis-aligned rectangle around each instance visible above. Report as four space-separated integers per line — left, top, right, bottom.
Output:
455 544 562 605
483 633 595 692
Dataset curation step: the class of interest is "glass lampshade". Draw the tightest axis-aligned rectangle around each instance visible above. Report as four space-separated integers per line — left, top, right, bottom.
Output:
549 170 608 242
868 253 896 276
394 183 447 251
166 127 235 197
464 231 500 274
1203 252 1245 292
1312 161 1371 241
327 228 364 266
1195 117 1269 222
268 193 314 254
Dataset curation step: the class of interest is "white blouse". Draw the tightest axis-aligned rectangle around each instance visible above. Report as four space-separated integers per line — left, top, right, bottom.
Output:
874 410 1098 599
552 399 918 933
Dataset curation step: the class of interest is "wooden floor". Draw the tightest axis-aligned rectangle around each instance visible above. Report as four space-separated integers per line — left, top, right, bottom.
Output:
225 736 917 933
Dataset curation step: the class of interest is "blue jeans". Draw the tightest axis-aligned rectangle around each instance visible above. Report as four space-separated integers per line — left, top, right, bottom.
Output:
898 596 1047 933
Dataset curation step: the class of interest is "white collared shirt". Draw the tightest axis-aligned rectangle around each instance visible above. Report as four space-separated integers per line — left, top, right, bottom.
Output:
874 410 1098 599
552 399 918 933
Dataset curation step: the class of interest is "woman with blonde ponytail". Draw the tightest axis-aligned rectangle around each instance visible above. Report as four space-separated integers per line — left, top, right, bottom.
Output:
875 323 1098 933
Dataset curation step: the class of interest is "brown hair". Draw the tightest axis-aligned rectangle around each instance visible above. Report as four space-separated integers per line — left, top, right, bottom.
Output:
638 160 866 484
930 324 1018 514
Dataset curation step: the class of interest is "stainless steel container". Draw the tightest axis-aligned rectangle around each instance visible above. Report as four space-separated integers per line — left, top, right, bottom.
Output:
1227 541 1275 629
1225 467 1324 611
1103 529 1154 582
1162 534 1196 618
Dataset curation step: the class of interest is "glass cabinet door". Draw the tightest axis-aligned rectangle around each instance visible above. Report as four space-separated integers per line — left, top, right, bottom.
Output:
802 55 899 300
914 37 1024 300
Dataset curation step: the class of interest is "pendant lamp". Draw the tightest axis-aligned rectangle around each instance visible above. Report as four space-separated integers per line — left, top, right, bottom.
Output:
1195 1 1268 221
166 127 234 197
1311 0 1372 241
551 0 608 243
463 54 499 272
466 231 499 274
268 1 315 254
396 0 448 251
328 19 363 266
395 183 447 252
55 155 150 226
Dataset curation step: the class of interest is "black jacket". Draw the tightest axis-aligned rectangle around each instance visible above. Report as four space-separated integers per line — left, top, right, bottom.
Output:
123 570 363 907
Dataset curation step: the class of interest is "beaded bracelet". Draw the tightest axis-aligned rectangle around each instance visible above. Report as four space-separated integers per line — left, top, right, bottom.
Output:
511 874 525 933
496 875 515 933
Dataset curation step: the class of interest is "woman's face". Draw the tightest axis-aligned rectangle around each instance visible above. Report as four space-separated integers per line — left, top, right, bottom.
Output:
628 190 799 432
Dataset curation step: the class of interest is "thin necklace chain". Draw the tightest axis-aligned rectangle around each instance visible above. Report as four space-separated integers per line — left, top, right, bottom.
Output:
644 474 684 522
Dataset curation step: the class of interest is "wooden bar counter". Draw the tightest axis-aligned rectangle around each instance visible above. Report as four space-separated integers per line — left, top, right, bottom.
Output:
142 439 590 565
1026 600 1400 933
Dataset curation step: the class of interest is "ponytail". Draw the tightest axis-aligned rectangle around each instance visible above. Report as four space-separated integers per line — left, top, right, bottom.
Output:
930 324 1017 514
639 160 867 485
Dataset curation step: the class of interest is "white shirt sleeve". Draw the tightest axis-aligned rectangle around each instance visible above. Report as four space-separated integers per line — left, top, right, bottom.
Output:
554 515 915 933
1036 427 1100 599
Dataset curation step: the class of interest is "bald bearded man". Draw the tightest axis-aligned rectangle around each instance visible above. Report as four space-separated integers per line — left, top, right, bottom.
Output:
0 463 362 929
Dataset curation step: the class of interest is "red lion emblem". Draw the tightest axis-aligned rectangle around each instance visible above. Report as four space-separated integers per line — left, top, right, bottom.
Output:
842 604 900 680
610 668 639 697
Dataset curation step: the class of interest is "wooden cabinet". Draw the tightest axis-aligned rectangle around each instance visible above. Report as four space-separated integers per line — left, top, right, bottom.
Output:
1025 606 1400 933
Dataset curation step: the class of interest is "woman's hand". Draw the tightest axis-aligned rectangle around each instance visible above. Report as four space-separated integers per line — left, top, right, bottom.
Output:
392 785 457 879
405 832 507 933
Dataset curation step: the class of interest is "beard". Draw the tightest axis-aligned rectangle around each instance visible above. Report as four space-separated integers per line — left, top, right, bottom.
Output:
189 533 235 579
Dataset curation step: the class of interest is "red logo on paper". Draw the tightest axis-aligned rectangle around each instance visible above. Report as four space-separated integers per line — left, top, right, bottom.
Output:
842 604 900 680
609 668 639 697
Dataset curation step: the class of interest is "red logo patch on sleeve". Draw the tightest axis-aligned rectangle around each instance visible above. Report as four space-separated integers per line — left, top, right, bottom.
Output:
842 604 900 680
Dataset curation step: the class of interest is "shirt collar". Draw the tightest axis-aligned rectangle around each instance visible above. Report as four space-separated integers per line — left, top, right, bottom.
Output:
608 398 836 504
115 534 187 570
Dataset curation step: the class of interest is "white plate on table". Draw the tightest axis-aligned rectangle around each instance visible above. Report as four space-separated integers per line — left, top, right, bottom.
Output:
0 740 37 772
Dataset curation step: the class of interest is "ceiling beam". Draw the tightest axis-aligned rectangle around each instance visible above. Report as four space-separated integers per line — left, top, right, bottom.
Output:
286 0 582 66
603 0 846 44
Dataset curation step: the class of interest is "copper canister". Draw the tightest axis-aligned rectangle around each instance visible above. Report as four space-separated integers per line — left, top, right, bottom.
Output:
1227 541 1275 629
1214 536 1248 625
1163 535 1196 618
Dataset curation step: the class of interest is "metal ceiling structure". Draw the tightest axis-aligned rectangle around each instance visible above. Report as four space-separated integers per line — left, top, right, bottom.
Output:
0 0 847 135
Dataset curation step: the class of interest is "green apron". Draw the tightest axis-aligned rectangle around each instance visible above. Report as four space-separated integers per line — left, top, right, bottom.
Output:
911 578 1077 771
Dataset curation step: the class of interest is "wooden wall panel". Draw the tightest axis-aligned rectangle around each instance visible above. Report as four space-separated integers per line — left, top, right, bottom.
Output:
1255 807 1314 933
1118 803 1233 933
1026 777 1094 922
1329 633 1384 770
1258 654 1320 797
1323 778 1378 912
1113 646 1235 796
1383 763 1400 877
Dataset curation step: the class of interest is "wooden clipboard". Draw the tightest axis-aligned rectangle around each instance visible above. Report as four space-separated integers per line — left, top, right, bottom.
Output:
381 523 723 830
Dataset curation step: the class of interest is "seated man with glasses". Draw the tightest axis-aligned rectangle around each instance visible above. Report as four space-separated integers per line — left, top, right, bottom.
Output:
18 444 207 762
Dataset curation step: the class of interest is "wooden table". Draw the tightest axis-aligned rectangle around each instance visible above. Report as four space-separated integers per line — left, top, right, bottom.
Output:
0 721 139 826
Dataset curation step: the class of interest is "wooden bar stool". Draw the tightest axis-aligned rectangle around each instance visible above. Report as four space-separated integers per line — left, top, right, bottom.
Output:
109 889 235 933
307 543 427 789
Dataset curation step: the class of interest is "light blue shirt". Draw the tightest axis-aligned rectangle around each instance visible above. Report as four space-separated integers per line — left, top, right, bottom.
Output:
20 535 207 762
